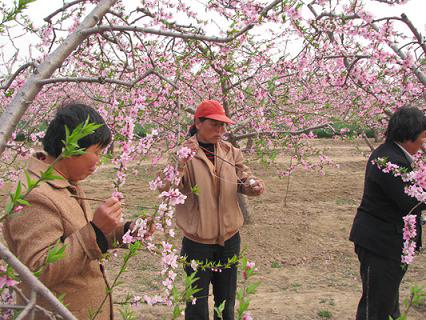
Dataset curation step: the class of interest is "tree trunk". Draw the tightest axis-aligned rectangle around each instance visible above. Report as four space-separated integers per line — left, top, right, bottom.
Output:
244 137 253 152
238 193 251 224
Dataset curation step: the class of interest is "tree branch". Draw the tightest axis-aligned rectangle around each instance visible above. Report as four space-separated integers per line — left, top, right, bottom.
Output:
362 131 375 152
401 13 426 57
371 0 408 4
308 6 426 86
0 62 37 91
38 69 154 87
44 0 86 22
82 0 283 43
82 25 248 43
233 123 332 140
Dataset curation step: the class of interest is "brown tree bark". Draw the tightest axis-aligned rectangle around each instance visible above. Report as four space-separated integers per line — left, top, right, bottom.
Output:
238 192 251 225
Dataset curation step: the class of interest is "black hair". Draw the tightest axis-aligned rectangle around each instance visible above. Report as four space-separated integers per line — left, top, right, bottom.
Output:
187 117 207 137
385 106 426 143
43 103 112 157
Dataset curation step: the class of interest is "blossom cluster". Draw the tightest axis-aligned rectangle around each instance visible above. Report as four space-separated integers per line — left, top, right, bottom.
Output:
177 146 196 161
0 265 18 289
401 215 417 265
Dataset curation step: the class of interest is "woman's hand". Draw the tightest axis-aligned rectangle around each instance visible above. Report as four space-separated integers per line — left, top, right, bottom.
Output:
246 178 264 195
92 197 122 235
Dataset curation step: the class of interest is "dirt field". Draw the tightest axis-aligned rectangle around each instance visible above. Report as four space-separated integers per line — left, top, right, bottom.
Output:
78 138 426 320
7 139 426 320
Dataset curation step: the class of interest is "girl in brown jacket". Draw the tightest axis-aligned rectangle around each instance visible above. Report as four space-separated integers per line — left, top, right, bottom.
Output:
4 103 128 320
176 100 264 320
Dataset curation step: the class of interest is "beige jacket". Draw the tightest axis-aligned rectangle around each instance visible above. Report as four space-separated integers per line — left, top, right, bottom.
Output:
176 136 264 245
3 154 125 320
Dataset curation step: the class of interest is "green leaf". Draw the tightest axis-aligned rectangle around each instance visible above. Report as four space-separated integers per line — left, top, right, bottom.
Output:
238 299 250 314
16 198 30 206
39 165 64 182
60 117 103 158
5 201 14 215
15 181 22 199
46 240 67 264
24 170 35 189
191 185 200 196
246 281 260 295
214 300 226 320
172 305 182 318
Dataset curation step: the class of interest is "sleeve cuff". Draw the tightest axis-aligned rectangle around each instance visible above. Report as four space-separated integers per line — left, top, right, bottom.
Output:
124 221 132 234
90 222 109 253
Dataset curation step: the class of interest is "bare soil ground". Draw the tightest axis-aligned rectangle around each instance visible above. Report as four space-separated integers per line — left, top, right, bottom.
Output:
80 139 426 320
6 139 426 320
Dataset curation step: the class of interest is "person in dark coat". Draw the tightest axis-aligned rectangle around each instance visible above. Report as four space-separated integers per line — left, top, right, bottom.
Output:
349 106 426 320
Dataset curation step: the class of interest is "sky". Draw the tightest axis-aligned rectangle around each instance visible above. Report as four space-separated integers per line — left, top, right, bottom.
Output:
19 0 426 30
19 0 426 33
0 0 425 68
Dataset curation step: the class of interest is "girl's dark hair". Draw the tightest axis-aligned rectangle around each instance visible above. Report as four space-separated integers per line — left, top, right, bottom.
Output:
43 103 112 157
187 117 207 137
385 106 426 143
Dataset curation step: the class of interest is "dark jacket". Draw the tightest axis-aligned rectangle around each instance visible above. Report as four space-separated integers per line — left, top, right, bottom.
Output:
349 142 424 261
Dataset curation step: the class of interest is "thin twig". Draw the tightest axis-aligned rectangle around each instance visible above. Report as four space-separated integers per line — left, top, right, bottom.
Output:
16 290 37 320
44 0 86 22
407 202 423 216
12 284 61 319
69 195 156 210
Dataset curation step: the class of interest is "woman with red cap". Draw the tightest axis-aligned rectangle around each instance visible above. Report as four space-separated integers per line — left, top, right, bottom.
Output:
175 100 264 320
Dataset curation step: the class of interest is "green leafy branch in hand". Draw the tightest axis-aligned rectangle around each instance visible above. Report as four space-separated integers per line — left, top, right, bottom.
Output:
89 241 142 320
61 118 103 158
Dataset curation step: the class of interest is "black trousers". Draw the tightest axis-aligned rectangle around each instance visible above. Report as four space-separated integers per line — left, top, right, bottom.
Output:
181 233 241 320
355 245 407 320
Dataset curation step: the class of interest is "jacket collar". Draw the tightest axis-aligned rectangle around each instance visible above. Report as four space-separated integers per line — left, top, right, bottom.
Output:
395 143 414 164
27 152 72 189
387 142 413 170
190 135 232 173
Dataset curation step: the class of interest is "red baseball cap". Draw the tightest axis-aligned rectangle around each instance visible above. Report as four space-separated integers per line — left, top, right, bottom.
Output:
194 100 235 125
